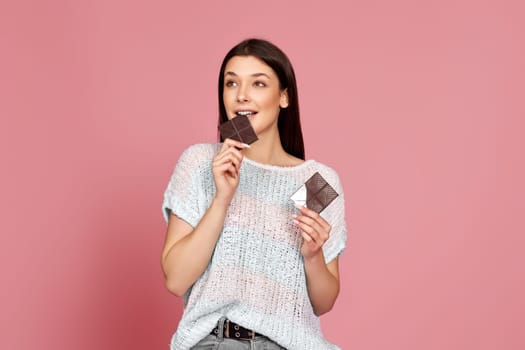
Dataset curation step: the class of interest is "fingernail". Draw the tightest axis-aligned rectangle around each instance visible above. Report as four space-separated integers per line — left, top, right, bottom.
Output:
294 204 304 210
292 219 299 225
242 143 251 148
292 214 297 218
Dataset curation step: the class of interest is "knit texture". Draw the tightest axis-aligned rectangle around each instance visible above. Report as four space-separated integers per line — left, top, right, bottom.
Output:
162 144 347 350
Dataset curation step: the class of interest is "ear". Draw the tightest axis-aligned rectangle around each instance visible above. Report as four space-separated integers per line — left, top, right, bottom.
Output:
280 89 289 108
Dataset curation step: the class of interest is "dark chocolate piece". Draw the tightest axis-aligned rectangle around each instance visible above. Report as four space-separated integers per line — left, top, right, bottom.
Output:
218 115 258 145
305 172 339 213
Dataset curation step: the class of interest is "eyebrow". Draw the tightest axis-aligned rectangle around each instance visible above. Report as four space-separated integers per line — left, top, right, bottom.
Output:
225 71 271 79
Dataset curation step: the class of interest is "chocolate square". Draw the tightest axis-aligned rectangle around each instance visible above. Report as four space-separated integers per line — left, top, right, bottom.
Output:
218 115 258 145
305 172 339 213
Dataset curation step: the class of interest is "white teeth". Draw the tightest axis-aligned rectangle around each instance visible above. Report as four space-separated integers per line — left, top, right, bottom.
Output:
236 111 254 116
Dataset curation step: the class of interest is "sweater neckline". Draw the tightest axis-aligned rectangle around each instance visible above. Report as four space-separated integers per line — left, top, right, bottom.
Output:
242 156 315 172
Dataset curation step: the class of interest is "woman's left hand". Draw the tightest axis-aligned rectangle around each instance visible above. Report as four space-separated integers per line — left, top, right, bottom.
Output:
292 205 331 260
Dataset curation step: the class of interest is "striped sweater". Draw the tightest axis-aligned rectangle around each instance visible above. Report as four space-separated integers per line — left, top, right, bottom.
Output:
162 143 347 350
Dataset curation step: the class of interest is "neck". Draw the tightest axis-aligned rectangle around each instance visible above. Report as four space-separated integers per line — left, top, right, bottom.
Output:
242 128 288 165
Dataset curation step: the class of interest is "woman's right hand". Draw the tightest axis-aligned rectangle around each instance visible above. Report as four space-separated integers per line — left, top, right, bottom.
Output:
212 139 250 205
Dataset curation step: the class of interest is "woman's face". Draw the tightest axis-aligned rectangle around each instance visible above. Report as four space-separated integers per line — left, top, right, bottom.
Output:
223 55 288 138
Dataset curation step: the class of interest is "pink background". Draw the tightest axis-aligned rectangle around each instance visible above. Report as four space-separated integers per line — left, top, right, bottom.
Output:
1 0 524 349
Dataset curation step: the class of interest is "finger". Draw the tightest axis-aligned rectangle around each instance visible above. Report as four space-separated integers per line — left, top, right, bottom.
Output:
215 148 243 168
216 139 246 159
292 213 316 228
226 163 238 179
294 204 331 232
222 138 251 150
294 204 319 219
294 216 331 243
293 219 320 243
214 153 241 171
301 231 313 242
218 148 243 165
294 204 316 219
214 151 243 171
292 214 327 240
214 155 239 174
214 162 236 177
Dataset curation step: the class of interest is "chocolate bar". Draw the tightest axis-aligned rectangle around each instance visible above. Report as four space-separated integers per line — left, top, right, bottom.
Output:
218 115 258 145
304 172 339 213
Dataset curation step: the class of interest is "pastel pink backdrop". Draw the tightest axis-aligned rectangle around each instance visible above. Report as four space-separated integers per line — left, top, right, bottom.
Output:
1 0 524 349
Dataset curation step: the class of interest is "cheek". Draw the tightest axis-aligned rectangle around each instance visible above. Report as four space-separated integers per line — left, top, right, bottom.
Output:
257 92 282 110
223 91 234 106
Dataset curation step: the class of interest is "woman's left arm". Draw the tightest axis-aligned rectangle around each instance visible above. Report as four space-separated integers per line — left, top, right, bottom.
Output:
293 205 340 316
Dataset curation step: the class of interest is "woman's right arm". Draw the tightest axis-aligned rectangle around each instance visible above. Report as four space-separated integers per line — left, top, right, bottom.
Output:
161 139 248 297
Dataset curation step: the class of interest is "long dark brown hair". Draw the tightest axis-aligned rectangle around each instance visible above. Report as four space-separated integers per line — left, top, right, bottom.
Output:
217 38 305 160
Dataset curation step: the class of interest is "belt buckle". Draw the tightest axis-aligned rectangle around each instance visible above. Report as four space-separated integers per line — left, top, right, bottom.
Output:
223 320 257 340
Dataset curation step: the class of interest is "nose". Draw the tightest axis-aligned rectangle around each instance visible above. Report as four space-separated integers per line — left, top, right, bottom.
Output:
236 85 249 102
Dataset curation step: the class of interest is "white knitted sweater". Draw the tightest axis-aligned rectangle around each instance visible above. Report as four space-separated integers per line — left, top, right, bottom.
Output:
162 143 347 350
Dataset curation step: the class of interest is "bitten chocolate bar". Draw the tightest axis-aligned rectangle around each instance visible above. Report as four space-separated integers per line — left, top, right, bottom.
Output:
290 172 338 213
218 115 258 145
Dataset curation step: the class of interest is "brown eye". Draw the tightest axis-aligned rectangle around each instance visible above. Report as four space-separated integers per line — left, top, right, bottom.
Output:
254 81 266 87
225 80 237 87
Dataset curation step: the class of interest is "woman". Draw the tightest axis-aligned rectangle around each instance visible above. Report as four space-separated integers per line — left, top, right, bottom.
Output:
161 38 347 350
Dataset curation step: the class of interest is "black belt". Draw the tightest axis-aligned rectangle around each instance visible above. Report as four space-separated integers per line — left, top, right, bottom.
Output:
211 319 262 340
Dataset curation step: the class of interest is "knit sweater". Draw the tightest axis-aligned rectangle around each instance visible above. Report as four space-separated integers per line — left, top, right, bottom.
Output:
162 143 347 350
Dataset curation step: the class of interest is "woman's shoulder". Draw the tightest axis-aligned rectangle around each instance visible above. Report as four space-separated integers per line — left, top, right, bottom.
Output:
175 143 219 169
309 160 344 190
180 143 219 158
311 160 338 174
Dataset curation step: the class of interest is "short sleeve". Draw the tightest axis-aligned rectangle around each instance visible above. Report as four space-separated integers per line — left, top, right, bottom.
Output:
318 168 348 264
162 144 213 227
